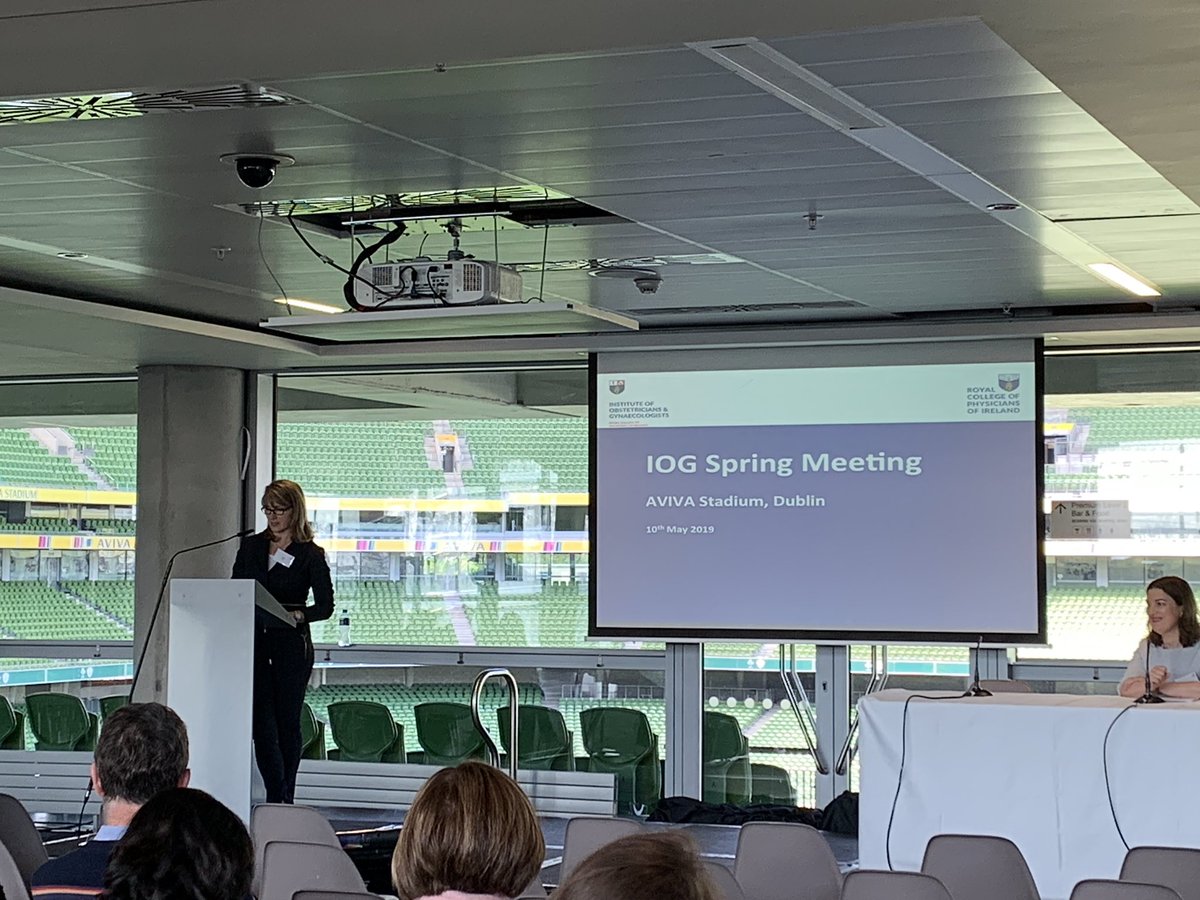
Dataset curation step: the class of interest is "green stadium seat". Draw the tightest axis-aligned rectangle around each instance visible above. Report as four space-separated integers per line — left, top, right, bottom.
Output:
497 705 574 771
25 694 97 751
0 697 25 750
326 701 404 763
579 706 661 815
413 702 487 766
99 695 129 720
300 702 328 761
703 710 752 805
750 763 796 806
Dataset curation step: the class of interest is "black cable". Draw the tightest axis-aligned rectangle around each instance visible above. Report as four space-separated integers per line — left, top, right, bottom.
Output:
75 778 93 842
417 232 430 258
537 222 548 303
284 208 407 310
1102 702 1140 851
257 210 289 313
885 693 963 870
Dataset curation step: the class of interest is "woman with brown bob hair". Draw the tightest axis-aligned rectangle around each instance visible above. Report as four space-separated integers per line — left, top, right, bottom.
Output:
232 479 334 804
554 832 719 900
1119 576 1200 700
392 762 545 900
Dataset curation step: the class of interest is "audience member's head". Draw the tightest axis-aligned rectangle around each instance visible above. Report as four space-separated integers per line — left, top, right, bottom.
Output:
392 761 544 900
554 832 720 900
92 702 189 822
102 787 252 900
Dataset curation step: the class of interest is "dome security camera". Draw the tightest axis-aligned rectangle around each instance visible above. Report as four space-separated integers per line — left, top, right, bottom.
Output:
219 152 295 190
633 274 663 294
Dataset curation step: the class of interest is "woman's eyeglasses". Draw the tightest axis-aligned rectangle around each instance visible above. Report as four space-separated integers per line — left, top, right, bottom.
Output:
262 506 292 516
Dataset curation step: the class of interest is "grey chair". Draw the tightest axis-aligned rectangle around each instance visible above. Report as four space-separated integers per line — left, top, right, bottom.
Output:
0 794 48 889
921 834 1039 900
293 894 381 900
519 875 549 898
0 840 30 900
250 804 342 898
705 862 746 900
734 822 841 900
977 680 1033 694
842 871 953 900
1120 847 1200 900
1072 879 1182 900
259 841 366 900
559 816 644 881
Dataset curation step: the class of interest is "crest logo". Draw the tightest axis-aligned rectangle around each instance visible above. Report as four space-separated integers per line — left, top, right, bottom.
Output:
998 373 1020 393
609 380 626 395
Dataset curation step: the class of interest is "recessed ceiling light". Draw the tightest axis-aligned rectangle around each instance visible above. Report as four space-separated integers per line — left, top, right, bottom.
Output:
273 297 342 314
56 251 88 260
1087 263 1161 298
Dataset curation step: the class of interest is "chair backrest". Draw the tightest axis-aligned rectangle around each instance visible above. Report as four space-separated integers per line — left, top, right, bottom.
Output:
842 871 953 900
560 816 644 880
733 822 841 900
1120 847 1200 900
414 702 486 765
0 794 49 888
1072 879 1183 900
518 874 549 898
250 804 341 899
703 711 748 762
921 834 1039 900
326 701 398 762
497 705 571 765
293 894 380 900
749 763 796 806
705 862 746 900
98 694 129 720
579 707 654 765
0 840 30 900
299 702 324 757
24 694 89 751
977 680 1033 694
0 699 16 745
259 840 365 900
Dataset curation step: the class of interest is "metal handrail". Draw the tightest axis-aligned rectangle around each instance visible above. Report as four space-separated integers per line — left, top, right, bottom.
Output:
469 667 520 780
835 645 888 776
778 644 829 775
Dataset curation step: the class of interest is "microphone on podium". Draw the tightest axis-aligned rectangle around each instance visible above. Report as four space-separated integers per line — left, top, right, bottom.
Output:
129 527 256 697
1136 637 1165 705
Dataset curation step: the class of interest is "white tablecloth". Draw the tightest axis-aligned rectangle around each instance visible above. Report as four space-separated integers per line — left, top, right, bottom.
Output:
858 690 1200 900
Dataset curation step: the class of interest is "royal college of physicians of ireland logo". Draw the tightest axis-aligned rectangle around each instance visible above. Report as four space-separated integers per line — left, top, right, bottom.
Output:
609 380 625 395
998 373 1020 393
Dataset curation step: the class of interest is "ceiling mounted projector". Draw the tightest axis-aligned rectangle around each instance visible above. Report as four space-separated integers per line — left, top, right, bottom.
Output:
354 258 522 309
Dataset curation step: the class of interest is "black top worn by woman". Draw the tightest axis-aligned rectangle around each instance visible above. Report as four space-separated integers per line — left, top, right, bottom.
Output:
232 533 335 629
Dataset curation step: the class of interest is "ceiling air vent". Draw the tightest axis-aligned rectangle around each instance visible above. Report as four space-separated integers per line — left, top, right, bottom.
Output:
0 84 297 125
637 301 862 315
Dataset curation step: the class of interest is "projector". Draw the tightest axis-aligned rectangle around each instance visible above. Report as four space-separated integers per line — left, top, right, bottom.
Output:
354 259 522 308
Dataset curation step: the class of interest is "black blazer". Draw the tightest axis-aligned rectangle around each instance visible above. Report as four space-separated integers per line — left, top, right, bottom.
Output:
232 533 335 630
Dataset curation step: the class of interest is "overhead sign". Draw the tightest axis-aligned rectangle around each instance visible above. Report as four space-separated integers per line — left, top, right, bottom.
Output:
1049 500 1131 539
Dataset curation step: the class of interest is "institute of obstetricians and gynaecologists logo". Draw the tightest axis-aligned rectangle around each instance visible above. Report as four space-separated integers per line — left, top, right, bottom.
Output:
998 373 1021 393
609 380 626 395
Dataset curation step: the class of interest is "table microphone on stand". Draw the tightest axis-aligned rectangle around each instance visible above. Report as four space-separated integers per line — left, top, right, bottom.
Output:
1136 638 1165 704
963 635 993 697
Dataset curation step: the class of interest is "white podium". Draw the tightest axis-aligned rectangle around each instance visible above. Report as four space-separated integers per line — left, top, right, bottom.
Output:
166 578 292 821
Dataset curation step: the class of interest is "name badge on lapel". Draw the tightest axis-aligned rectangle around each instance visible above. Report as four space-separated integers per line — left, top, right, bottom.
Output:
270 549 296 569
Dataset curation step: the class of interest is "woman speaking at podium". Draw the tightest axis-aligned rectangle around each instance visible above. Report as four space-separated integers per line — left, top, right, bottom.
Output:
1118 576 1200 701
233 479 334 803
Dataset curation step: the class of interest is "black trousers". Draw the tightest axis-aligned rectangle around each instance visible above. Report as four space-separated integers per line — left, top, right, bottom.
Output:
253 624 313 804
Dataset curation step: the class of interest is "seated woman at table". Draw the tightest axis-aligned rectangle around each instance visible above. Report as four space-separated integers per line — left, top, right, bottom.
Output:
1119 576 1200 700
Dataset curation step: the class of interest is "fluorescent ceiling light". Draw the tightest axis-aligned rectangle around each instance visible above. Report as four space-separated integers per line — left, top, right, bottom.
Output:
690 40 887 132
1087 263 1161 298
274 297 342 314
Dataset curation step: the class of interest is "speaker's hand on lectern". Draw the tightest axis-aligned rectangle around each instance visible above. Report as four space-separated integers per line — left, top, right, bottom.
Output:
292 610 305 624
1150 665 1168 691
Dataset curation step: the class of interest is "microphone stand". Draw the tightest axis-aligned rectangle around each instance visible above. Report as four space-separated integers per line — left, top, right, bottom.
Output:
129 528 255 698
1136 637 1164 704
963 636 993 697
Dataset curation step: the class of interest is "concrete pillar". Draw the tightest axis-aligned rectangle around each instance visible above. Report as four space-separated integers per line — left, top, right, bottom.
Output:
134 367 249 702
664 642 703 800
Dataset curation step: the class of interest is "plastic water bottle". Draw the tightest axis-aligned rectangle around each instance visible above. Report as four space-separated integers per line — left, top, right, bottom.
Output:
337 609 352 647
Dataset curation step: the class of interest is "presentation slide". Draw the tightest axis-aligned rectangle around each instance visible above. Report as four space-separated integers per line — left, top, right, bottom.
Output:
591 342 1043 641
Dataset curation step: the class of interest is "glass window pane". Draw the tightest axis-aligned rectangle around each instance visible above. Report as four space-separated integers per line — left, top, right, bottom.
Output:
277 371 651 651
1 399 137 643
